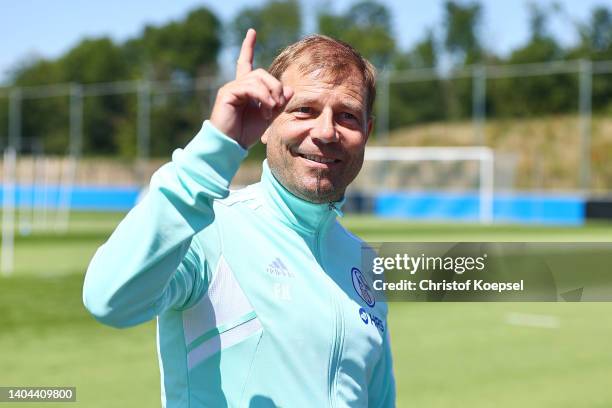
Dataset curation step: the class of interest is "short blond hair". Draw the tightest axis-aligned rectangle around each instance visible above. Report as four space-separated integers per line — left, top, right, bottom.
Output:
268 34 377 117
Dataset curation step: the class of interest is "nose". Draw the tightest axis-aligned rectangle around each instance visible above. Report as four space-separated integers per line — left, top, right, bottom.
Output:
311 108 338 143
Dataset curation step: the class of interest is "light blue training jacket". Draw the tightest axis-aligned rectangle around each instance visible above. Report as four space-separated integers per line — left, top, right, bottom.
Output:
82 120 395 408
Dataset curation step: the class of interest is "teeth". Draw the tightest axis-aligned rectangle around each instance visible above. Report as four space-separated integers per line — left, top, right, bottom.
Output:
303 154 334 164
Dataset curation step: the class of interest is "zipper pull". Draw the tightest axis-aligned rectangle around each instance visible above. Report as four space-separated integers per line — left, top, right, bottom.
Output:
328 202 343 217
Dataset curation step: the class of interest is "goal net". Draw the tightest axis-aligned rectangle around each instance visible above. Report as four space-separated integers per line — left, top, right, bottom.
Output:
1 140 78 276
351 146 494 224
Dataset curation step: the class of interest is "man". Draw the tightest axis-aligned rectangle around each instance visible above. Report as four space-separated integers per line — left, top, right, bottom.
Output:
83 29 395 407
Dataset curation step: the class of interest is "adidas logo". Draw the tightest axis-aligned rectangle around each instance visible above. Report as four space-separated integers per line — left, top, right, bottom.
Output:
266 258 295 278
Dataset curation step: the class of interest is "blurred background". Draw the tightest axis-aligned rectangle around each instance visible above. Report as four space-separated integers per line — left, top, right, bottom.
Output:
1 1 611 407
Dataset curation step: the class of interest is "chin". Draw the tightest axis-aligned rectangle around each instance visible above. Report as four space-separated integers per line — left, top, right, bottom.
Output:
296 180 340 203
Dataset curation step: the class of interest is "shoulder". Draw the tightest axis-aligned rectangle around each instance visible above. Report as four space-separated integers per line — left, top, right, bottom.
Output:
215 182 263 211
328 220 379 280
329 220 375 255
192 183 263 254
330 221 387 309
332 220 361 242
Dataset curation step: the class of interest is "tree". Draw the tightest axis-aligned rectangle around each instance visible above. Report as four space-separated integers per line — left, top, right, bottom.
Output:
10 58 63 86
488 2 573 117
571 6 612 113
393 29 437 70
443 0 483 65
9 58 66 152
507 2 565 64
318 0 395 68
7 6 223 157
527 2 548 41
128 7 221 79
440 1 484 120
389 30 445 128
589 7 612 53
232 0 302 69
575 6 612 57
54 38 131 154
60 38 129 84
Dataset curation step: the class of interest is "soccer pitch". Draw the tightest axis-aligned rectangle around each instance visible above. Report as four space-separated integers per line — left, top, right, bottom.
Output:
1 212 611 407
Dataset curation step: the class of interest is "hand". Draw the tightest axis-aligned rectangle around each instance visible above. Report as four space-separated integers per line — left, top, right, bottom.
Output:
210 29 294 149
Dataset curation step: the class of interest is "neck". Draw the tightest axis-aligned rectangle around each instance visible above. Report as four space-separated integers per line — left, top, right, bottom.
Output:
260 160 344 233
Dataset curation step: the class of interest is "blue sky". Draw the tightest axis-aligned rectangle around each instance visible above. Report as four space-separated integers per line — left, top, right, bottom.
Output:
1 0 606 83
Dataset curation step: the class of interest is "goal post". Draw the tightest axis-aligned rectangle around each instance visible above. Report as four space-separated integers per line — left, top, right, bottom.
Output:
360 146 494 224
1 147 16 276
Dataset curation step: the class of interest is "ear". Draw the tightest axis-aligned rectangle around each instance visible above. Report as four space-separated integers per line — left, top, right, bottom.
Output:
261 128 270 144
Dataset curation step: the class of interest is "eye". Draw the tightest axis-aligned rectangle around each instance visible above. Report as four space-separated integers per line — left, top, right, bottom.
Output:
296 107 313 114
338 112 362 128
339 112 357 121
293 106 315 118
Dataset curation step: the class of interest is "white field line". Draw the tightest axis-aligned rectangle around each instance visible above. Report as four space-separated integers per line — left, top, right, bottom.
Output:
504 312 561 329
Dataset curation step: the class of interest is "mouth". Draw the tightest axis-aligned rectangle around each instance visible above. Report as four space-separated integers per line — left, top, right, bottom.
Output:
296 153 342 167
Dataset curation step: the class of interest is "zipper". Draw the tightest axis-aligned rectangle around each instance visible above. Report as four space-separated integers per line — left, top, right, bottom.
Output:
313 203 337 263
314 202 345 408
313 202 342 263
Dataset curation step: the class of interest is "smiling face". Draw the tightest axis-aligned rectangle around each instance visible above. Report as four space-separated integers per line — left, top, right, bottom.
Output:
262 62 372 204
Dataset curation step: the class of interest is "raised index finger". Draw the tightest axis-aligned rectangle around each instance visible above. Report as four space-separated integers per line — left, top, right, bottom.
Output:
236 28 256 78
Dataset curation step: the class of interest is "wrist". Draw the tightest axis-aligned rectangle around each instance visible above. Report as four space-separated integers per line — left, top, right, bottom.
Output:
196 120 248 156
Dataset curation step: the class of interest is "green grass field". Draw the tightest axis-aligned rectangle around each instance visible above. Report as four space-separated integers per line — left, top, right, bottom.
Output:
1 212 612 407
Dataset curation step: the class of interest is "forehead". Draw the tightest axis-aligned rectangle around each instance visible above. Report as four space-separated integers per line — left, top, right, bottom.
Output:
280 61 367 110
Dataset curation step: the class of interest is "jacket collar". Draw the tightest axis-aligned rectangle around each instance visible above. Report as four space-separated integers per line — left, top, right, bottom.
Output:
259 160 344 234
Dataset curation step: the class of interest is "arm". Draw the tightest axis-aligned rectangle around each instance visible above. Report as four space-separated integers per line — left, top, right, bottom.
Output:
83 29 292 329
368 329 397 407
82 121 246 328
